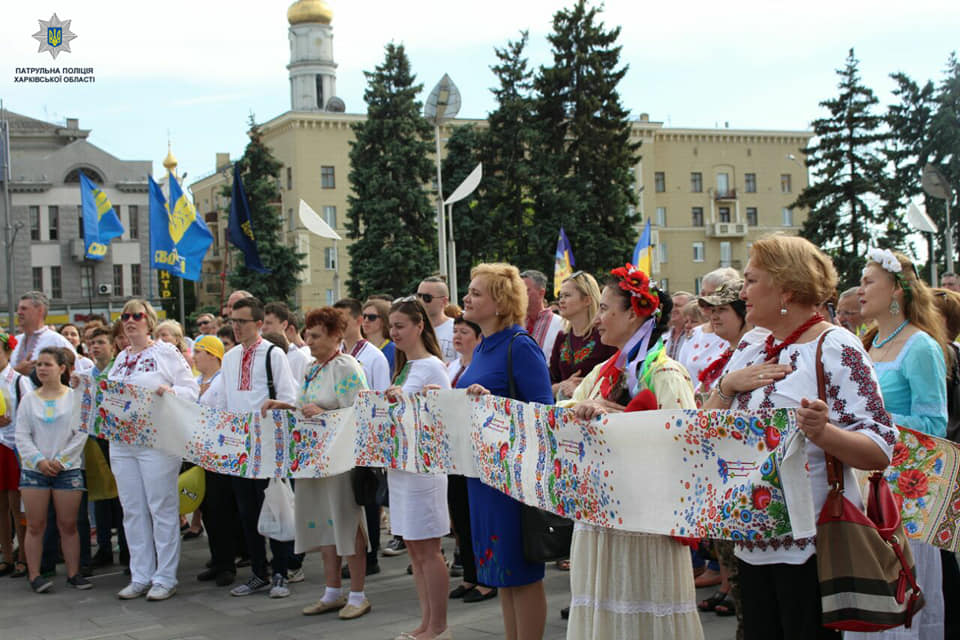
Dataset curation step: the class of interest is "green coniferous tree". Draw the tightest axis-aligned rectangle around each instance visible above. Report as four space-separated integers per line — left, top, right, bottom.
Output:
794 48 891 288
929 52 960 265
346 43 436 300
226 115 305 305
530 0 640 277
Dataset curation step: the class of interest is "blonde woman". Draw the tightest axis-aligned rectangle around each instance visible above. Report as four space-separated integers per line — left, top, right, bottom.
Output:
550 271 617 400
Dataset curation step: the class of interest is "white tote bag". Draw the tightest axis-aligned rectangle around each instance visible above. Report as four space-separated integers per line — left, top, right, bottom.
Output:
257 478 296 541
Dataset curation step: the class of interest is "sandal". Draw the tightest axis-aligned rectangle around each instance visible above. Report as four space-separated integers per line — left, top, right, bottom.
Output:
10 561 27 578
714 593 737 617
0 561 12 577
697 590 729 612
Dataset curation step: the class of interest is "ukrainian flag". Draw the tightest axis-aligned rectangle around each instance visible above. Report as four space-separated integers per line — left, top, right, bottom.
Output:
79 171 125 260
632 219 652 276
554 227 575 297
148 173 213 281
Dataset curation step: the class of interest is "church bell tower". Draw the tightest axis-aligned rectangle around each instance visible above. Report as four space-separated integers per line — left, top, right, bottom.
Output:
286 0 343 112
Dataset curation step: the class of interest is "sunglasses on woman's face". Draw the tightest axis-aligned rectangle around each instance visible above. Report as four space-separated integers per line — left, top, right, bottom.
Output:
121 312 146 322
362 314 380 322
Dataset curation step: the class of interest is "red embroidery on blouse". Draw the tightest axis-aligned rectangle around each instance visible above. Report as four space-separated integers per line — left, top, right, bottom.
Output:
239 337 262 391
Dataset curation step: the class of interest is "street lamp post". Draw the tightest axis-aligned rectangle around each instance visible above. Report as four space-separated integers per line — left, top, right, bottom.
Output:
443 163 482 303
923 163 955 275
424 74 461 280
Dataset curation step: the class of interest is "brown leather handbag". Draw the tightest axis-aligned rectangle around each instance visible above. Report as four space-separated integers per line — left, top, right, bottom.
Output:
813 331 924 631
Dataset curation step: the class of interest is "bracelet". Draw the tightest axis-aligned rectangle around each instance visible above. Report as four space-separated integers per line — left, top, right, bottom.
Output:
715 376 735 402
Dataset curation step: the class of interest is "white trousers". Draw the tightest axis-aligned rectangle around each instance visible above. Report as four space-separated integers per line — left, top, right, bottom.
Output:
111 443 181 588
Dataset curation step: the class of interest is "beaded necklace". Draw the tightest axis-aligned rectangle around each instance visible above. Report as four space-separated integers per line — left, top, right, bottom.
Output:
763 314 824 361
872 319 909 349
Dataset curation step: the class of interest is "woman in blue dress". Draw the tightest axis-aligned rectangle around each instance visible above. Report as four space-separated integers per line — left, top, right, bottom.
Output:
851 249 950 640
458 263 554 640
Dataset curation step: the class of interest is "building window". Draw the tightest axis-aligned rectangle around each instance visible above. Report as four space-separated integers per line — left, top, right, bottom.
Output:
746 207 758 226
286 167 293 191
659 278 669 292
654 172 665 193
658 242 668 264
210 224 219 256
323 205 337 228
30 206 40 241
691 172 703 193
80 268 92 298
288 208 295 232
32 267 43 291
716 173 730 195
325 289 335 305
51 266 62 299
130 264 142 296
128 205 139 239
745 173 757 193
324 247 337 270
692 207 704 227
694 277 703 295
321 166 335 189
780 174 792 193
782 207 794 226
113 264 124 297
720 241 732 267
77 206 84 240
718 207 731 223
693 242 705 263
655 207 666 227
48 206 59 240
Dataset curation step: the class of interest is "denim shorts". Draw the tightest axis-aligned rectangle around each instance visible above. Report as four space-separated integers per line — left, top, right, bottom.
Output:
19 468 85 491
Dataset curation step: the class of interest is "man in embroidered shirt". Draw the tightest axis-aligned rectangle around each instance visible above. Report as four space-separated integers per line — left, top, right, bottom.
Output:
520 270 564 360
208 297 298 599
11 291 75 375
264 302 310 383
417 276 456 363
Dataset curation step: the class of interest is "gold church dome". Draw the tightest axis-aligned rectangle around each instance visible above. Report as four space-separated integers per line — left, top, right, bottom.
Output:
162 147 177 171
287 0 333 25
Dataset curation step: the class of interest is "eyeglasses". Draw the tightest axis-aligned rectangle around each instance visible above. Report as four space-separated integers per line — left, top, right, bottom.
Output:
415 292 436 304
394 295 417 304
362 313 381 322
121 312 146 322
198 319 211 326
230 317 257 325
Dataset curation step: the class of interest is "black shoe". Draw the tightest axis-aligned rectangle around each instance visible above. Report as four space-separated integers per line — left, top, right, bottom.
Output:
216 571 236 587
30 575 53 593
366 562 381 576
463 586 498 603
90 554 113 568
67 574 93 590
449 584 474 599
561 606 570 620
198 568 218 582
182 526 204 541
80 564 93 577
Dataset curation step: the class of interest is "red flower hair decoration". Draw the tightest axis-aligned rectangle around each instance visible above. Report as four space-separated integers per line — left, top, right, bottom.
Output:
0 333 16 352
610 263 660 318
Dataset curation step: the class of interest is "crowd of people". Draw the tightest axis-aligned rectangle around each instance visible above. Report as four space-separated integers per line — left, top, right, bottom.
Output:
1 234 959 639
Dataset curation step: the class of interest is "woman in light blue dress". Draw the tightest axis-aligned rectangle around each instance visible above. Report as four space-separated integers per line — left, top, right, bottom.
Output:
854 249 950 640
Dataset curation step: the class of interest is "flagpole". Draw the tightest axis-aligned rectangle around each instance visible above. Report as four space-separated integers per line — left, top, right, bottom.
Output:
0 102 15 331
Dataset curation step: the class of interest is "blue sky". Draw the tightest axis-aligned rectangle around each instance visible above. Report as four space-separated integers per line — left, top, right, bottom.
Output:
1 0 958 190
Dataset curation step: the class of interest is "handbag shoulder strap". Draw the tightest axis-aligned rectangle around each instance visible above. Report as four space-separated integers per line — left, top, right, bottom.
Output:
815 329 843 493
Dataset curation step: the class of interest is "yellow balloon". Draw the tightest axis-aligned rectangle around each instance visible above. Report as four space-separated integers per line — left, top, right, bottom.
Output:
178 465 206 515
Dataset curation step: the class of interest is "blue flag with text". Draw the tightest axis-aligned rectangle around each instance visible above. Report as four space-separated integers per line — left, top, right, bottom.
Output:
228 163 269 273
148 174 213 281
79 171 124 260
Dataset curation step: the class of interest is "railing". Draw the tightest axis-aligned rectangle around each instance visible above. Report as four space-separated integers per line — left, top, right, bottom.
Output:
714 188 737 200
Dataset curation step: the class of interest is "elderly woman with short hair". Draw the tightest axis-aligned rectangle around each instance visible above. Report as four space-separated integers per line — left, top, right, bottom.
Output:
704 235 896 640
460 263 554 640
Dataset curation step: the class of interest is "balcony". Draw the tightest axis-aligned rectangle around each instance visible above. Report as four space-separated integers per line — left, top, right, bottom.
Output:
705 222 748 238
718 259 744 270
714 188 737 201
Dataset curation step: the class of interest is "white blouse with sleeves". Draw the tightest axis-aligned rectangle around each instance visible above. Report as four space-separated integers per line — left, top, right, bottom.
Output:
107 341 199 402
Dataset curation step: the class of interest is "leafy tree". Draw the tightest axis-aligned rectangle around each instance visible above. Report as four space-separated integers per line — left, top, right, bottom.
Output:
529 0 640 277
346 43 436 300
794 48 891 288
225 114 305 305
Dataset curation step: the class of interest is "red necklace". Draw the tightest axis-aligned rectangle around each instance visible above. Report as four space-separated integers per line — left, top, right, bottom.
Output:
597 353 623 400
698 347 734 387
763 314 825 361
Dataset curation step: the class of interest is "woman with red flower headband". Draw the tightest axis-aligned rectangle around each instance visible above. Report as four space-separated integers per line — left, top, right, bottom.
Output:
558 263 704 640
0 332 28 578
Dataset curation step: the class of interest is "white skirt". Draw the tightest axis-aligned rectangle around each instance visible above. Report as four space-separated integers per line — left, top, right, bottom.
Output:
387 470 448 540
567 523 704 640
844 539 944 640
293 473 368 556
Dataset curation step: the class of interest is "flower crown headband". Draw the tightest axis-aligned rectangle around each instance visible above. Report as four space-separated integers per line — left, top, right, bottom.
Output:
866 248 913 302
609 263 661 319
0 333 16 352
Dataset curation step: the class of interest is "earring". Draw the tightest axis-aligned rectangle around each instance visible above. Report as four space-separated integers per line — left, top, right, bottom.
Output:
889 299 901 316
780 305 788 316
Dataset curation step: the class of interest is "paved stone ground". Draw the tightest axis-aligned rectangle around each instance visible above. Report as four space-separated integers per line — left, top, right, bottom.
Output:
0 530 737 639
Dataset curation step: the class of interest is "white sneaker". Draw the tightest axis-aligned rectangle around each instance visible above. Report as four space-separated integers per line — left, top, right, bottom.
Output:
117 582 151 599
269 573 290 598
146 584 176 601
287 567 305 583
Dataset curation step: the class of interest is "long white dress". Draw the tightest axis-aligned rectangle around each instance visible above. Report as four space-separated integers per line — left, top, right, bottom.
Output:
293 354 369 556
562 349 705 640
